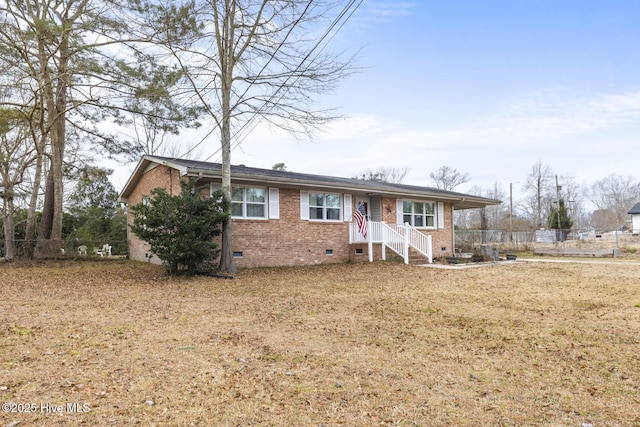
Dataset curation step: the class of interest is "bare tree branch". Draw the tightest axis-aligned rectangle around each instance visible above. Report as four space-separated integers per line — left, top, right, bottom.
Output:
429 165 470 191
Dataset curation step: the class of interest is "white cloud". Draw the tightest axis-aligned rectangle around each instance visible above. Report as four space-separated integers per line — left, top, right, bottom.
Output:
112 87 640 202
362 1 416 20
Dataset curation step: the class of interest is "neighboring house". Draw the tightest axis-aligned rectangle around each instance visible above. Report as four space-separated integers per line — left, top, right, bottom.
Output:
119 155 500 268
628 202 640 234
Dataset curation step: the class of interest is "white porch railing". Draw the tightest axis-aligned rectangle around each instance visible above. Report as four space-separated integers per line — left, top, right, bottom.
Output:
349 221 432 264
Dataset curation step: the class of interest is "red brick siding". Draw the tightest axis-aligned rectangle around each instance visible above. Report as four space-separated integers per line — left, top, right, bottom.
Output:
381 197 397 223
126 164 181 263
387 196 454 255
127 174 352 267
232 188 350 268
125 165 456 267
352 197 454 262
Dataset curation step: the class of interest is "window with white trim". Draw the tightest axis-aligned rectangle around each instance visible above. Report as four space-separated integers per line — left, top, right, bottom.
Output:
231 186 267 218
402 200 435 227
309 193 341 221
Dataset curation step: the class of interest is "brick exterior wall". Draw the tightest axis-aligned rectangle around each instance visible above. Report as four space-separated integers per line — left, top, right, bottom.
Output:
351 196 454 263
232 188 350 268
125 164 456 268
430 202 455 259
126 164 181 264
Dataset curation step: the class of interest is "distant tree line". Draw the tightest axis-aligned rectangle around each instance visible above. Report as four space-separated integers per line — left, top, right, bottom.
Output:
1 166 126 259
450 160 640 233
357 162 639 233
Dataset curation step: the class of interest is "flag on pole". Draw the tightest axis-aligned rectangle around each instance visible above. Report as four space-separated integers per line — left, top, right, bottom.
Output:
354 202 367 238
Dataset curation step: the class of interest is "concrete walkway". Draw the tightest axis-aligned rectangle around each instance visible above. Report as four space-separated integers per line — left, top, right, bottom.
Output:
420 260 517 269
517 257 640 266
420 258 640 269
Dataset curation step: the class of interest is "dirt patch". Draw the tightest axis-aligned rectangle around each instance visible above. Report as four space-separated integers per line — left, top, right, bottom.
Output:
1 259 640 426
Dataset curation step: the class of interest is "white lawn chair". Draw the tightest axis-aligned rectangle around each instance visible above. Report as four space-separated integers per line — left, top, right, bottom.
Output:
99 243 112 257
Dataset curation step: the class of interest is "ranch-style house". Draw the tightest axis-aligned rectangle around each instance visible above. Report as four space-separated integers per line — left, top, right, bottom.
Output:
119 155 500 268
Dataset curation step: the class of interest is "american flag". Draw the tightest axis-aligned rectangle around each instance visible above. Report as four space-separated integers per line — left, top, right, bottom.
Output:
354 202 367 238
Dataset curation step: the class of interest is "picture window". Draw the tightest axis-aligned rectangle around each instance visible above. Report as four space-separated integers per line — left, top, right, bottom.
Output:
402 200 435 228
309 193 341 221
231 186 266 218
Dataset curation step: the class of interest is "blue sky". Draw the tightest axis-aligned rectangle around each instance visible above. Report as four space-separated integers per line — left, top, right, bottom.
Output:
115 1 640 204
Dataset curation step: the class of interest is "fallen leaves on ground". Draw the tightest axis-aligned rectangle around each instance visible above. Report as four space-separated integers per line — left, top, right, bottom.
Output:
1 259 640 426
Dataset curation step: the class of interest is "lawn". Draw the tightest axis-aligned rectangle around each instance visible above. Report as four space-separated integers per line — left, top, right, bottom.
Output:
1 259 639 426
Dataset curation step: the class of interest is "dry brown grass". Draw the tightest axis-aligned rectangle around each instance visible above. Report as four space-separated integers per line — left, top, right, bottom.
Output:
1 259 640 426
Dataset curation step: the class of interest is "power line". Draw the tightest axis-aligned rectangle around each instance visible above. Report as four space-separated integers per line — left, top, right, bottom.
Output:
188 0 314 162
206 0 363 163
167 0 363 163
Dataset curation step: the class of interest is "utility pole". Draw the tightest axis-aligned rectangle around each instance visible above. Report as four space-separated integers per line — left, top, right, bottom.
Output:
509 182 513 243
555 175 562 242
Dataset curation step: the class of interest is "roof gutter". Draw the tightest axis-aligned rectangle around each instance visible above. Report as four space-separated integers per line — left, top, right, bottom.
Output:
184 169 495 204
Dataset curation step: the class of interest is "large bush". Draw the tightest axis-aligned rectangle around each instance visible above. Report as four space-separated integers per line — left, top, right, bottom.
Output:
129 179 228 275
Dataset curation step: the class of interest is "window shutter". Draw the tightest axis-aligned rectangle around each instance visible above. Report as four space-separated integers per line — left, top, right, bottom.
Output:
396 199 404 224
300 190 309 220
437 202 445 229
343 194 352 222
268 188 280 219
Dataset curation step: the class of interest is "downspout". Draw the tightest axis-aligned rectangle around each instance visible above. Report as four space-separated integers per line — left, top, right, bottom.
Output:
193 172 203 187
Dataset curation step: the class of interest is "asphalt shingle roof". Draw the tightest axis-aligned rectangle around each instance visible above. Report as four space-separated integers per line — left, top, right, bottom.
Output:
120 155 501 210
148 155 483 197
628 202 640 215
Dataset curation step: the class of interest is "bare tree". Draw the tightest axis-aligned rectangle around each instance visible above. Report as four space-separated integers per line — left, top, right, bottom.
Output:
521 160 554 229
483 181 508 229
154 0 359 273
355 166 409 184
453 182 506 230
453 184 482 229
0 107 36 260
429 165 470 191
590 209 619 232
590 174 640 229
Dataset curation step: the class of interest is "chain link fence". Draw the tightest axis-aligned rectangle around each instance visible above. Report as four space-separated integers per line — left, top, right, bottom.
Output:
455 230 536 250
455 229 640 252
1 239 128 259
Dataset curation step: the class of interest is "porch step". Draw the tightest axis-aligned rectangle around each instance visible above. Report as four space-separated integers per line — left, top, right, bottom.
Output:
408 256 430 265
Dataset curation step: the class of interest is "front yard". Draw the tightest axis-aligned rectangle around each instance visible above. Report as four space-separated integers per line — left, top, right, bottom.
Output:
1 260 639 426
